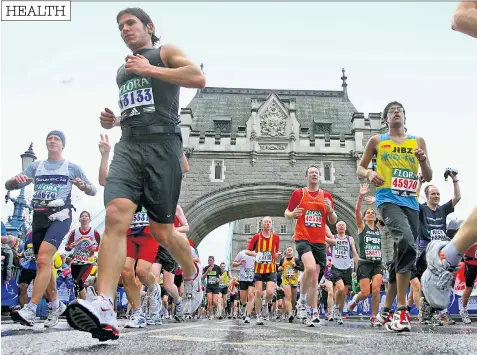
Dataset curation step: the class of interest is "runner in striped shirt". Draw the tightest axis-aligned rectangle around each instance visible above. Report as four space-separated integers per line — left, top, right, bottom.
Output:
246 216 280 325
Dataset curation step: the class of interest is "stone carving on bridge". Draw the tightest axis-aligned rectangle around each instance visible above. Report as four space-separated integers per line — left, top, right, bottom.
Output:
184 147 194 159
258 144 287 151
260 102 286 137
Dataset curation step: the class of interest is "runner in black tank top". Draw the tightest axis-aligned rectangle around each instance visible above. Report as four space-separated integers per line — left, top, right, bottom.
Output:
65 7 206 341
347 184 384 327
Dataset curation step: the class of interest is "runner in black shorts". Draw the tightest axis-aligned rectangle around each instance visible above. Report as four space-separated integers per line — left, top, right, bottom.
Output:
65 8 205 341
347 184 384 327
202 256 221 319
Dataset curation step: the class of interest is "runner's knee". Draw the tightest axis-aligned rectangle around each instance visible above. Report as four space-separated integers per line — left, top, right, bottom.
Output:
105 202 134 233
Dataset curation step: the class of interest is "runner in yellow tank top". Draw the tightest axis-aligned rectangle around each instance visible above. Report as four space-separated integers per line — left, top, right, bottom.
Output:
357 101 432 333
278 247 302 322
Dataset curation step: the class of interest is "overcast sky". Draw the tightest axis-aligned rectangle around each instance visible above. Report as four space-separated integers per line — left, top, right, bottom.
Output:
1 2 476 264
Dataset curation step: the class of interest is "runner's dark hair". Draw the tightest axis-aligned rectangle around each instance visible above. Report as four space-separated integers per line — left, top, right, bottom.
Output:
305 165 320 176
79 210 91 219
117 8 161 46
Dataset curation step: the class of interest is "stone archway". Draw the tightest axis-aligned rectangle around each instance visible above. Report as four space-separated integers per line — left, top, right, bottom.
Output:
183 182 357 246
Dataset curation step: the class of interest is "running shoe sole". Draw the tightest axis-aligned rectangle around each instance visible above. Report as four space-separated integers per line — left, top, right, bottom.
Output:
11 311 34 327
66 301 119 341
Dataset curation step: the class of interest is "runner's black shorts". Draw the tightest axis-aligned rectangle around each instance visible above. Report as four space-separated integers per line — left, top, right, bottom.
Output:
357 260 383 281
104 134 183 224
465 263 477 288
254 272 277 283
219 287 228 295
330 266 352 286
18 269 37 285
295 241 326 269
388 262 417 284
239 281 254 291
155 246 176 274
174 273 183 288
206 285 220 294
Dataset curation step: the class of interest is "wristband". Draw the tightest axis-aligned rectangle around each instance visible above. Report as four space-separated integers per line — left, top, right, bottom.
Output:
453 180 459 183
418 156 427 162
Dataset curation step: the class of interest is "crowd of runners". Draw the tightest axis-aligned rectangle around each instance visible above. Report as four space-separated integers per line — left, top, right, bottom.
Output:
2 1 477 342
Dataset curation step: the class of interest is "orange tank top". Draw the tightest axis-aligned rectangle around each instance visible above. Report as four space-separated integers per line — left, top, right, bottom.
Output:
294 188 328 244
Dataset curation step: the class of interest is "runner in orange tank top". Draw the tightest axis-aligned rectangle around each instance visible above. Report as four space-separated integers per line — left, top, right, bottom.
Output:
285 165 337 327
246 216 280 325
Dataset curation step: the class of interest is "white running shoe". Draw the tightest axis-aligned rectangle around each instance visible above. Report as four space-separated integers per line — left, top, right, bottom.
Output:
296 301 307 320
183 262 203 314
11 303 36 326
45 301 67 328
125 310 147 328
148 284 162 319
66 296 119 341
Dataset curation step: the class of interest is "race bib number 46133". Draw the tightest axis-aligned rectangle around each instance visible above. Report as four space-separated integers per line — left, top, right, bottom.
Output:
118 77 154 114
391 168 418 196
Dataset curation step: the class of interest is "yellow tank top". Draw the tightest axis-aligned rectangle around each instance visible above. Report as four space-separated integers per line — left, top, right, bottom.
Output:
220 272 230 287
375 134 419 211
281 257 298 285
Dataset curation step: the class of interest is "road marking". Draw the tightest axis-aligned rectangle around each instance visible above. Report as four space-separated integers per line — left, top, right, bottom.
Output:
149 335 354 348
121 320 232 337
267 323 359 338
150 335 222 342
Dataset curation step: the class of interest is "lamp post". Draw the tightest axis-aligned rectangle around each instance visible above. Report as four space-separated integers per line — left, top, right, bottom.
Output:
4 143 37 237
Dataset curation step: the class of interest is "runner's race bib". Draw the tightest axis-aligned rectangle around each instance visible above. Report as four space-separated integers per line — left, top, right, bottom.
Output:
208 276 217 285
261 251 273 264
365 248 382 261
285 268 295 279
391 168 418 196
334 242 348 259
33 175 68 204
245 268 254 279
429 229 449 241
304 210 322 228
130 210 150 228
118 77 155 114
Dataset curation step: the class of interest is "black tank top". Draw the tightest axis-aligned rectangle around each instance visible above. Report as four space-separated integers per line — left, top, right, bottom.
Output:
116 46 180 129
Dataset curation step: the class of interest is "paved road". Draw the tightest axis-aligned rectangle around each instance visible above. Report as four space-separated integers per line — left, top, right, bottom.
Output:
2 317 476 355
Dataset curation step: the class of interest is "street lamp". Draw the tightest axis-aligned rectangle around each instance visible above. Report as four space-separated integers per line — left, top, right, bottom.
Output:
5 143 37 237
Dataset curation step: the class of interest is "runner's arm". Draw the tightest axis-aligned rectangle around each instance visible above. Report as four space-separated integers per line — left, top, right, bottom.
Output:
72 164 97 196
5 161 38 190
355 192 365 233
357 135 379 179
183 153 190 173
350 237 359 268
245 235 258 257
452 1 477 38
325 225 336 245
416 137 432 182
325 194 337 225
450 174 461 208
175 205 189 233
93 230 101 251
148 44 206 89
64 231 76 251
285 190 302 219
231 254 242 268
